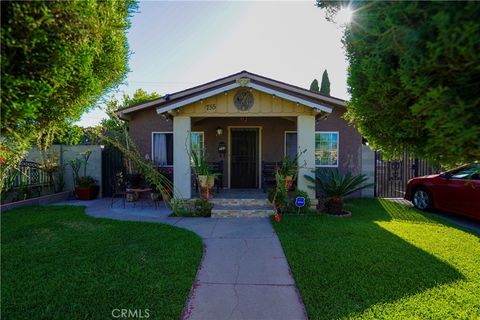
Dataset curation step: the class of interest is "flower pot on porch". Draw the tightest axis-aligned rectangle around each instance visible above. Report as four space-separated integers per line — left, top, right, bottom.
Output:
74 185 100 200
284 175 294 189
198 175 215 189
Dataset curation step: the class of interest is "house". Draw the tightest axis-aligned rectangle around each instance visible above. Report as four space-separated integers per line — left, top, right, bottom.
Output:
117 71 362 201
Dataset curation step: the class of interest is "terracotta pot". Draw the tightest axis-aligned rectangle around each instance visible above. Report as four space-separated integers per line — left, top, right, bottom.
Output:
198 175 215 188
284 175 294 189
200 186 212 199
75 185 100 200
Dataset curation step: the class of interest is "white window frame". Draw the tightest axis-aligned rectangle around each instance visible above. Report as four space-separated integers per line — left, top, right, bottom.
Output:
151 131 173 167
315 131 339 168
151 131 205 167
284 131 297 157
191 131 205 157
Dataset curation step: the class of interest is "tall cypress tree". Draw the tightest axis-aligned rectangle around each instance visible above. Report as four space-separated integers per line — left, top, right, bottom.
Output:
320 70 331 96
310 79 319 92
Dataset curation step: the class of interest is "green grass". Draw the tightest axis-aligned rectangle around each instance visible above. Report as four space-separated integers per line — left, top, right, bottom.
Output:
273 199 480 319
1 206 203 320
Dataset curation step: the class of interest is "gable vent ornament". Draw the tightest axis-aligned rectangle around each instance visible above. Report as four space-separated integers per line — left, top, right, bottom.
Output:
234 88 254 111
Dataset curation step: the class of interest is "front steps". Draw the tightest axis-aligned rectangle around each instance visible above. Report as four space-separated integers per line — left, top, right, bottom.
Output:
210 198 274 218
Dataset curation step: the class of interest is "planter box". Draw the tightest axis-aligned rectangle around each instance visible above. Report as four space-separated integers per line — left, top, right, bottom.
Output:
0 191 71 212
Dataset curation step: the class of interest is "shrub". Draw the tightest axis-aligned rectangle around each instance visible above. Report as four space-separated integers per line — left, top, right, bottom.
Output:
305 169 373 215
193 198 213 217
171 199 192 217
291 189 311 214
268 187 311 215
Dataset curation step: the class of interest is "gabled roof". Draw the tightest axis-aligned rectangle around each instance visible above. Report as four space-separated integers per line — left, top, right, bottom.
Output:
117 71 346 119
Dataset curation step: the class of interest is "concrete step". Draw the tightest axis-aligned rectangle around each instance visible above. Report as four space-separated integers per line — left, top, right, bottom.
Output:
211 204 274 218
209 198 270 207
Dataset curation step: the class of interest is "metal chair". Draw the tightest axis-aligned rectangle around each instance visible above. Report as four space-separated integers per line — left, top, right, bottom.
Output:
111 171 128 208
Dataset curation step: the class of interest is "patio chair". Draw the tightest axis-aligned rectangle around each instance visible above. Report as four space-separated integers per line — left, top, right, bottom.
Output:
111 171 128 208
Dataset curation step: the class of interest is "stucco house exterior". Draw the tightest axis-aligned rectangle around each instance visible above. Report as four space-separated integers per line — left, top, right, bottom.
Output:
117 71 363 201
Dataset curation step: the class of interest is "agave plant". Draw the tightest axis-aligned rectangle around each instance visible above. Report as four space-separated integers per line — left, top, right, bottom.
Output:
305 169 373 215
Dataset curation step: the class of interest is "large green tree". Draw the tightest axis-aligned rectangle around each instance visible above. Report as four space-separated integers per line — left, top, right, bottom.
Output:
1 0 137 149
320 69 331 96
317 1 480 166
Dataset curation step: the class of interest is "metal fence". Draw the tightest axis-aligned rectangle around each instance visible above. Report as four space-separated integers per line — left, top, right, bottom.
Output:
6 160 50 189
374 152 440 198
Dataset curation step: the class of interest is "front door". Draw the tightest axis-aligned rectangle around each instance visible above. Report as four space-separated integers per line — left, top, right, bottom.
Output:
230 128 259 188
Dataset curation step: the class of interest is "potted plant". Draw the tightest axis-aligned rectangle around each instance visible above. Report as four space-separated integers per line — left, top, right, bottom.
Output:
70 150 100 200
278 157 297 189
190 149 218 199
277 150 307 189
305 169 373 216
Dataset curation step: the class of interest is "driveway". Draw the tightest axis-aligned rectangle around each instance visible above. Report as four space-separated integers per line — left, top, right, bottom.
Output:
56 199 307 320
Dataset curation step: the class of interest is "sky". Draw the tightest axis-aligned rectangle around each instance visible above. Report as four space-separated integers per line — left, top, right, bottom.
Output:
77 1 349 127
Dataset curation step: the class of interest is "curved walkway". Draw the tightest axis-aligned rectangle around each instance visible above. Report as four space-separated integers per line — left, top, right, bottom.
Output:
56 199 307 320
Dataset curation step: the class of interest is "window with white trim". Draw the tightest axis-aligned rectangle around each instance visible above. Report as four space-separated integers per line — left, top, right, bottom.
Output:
152 132 173 166
284 132 298 159
191 132 205 160
315 132 339 167
152 132 205 166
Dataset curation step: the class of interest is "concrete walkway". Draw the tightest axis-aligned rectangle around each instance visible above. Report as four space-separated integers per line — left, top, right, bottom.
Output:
56 199 307 320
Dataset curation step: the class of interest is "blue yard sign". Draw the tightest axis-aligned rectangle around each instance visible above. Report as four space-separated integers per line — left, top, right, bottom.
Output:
295 197 305 208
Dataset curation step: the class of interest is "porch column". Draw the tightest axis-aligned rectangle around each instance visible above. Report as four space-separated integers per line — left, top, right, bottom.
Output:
173 116 191 199
297 115 316 202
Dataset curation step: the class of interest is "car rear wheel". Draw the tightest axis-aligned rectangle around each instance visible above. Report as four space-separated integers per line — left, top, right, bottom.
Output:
412 188 432 211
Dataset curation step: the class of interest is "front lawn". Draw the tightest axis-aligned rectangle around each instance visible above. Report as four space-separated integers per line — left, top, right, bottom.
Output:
273 199 480 319
1 206 203 320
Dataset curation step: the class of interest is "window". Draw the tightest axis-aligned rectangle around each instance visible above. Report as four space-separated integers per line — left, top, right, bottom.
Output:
450 164 480 180
285 131 298 159
152 132 173 166
191 132 205 160
151 131 205 166
315 132 339 167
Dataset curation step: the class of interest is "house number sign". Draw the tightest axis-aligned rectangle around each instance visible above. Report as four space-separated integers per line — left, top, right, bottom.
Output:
206 104 216 111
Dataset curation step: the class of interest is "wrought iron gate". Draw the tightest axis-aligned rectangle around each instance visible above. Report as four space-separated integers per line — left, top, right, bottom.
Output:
374 152 439 198
101 147 124 197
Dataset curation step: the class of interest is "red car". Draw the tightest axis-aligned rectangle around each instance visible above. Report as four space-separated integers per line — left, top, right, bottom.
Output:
405 163 480 220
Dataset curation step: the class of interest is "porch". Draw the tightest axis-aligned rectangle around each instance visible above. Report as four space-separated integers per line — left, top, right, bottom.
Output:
173 115 318 201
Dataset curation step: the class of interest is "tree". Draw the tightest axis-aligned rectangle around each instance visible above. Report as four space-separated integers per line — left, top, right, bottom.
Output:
1 0 138 150
101 88 161 139
320 70 331 96
310 79 320 92
119 88 161 110
317 1 480 166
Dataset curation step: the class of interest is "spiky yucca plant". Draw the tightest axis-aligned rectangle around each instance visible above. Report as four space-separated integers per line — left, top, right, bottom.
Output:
305 169 373 215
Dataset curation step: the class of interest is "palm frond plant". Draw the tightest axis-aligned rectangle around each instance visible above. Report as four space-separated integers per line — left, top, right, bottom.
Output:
277 149 307 190
305 169 373 215
189 147 219 199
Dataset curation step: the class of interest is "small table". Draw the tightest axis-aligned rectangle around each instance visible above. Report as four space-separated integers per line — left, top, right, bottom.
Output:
126 188 153 208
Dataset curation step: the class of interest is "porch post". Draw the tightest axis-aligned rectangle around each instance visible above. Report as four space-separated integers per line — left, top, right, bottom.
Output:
173 116 191 199
297 115 316 202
